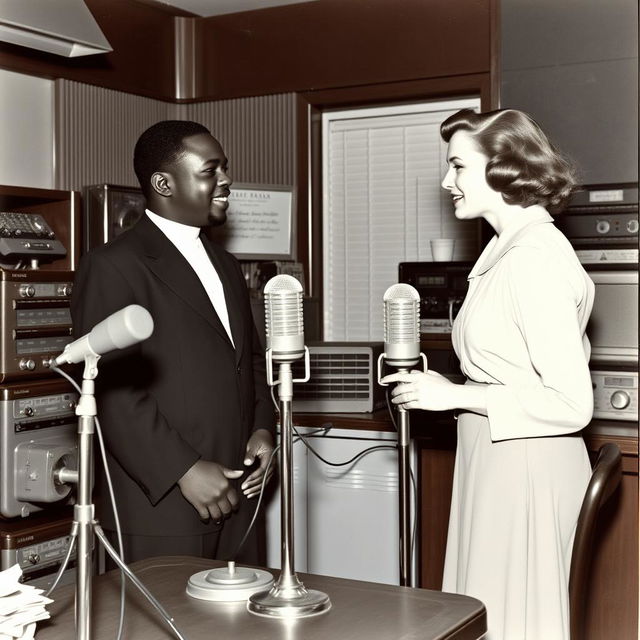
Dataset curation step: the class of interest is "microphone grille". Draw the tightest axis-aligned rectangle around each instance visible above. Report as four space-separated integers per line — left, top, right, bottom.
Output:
264 274 304 340
383 283 420 344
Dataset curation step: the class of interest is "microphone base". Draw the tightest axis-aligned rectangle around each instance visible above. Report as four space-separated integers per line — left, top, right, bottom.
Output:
187 565 274 602
248 581 331 618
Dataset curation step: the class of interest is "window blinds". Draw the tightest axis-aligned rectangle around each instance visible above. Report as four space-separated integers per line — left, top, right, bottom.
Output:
322 98 480 341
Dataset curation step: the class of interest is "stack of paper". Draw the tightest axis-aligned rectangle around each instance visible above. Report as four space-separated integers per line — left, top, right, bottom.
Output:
0 565 53 640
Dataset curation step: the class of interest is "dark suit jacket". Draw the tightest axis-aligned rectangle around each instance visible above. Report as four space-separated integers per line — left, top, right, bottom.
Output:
70 214 274 536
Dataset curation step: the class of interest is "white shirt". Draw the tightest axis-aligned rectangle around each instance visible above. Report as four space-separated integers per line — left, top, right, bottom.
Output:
145 209 235 347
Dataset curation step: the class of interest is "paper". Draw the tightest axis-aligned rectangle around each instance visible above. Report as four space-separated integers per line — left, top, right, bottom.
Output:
0 566 52 639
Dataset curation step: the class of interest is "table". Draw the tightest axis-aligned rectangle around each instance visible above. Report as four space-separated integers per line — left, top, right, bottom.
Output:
36 556 486 639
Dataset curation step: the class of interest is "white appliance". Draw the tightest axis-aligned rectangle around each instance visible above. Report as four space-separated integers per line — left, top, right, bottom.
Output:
265 427 418 586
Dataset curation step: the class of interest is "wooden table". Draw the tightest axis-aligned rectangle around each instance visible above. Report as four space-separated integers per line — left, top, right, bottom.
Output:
36 556 486 639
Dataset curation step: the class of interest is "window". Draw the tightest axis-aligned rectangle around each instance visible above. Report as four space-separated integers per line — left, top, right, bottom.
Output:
322 97 480 341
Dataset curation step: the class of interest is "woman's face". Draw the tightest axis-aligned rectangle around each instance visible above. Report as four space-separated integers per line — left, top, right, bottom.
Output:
441 130 504 221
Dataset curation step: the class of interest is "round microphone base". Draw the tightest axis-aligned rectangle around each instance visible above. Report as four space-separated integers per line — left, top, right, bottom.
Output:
187 563 274 602
247 582 331 618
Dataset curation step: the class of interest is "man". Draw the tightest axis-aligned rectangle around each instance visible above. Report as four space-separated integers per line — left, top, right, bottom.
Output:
71 120 275 565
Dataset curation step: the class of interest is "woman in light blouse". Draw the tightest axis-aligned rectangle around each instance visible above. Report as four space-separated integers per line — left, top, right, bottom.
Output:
383 108 594 640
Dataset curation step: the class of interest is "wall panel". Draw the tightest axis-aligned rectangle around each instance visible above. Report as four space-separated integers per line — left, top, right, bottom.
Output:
55 81 296 192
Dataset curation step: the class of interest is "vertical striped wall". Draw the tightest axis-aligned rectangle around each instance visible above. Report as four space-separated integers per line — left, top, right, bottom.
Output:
54 80 297 192
183 94 296 186
54 80 174 190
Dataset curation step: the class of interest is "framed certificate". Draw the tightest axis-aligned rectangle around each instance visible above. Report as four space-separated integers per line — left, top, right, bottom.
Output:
208 183 295 260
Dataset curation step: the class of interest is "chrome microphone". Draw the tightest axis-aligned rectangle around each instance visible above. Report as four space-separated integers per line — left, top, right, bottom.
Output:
378 283 427 384
383 283 421 369
264 274 305 363
263 275 309 386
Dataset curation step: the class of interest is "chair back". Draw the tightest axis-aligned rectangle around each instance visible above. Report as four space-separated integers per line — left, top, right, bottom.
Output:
569 442 622 640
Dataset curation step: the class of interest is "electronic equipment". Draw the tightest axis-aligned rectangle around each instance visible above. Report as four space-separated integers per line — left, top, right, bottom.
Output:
398 262 473 334
591 369 638 422
0 509 75 590
82 184 145 252
587 269 638 364
0 379 79 519
556 184 638 265
257 261 306 292
0 270 74 382
0 212 66 263
291 342 385 413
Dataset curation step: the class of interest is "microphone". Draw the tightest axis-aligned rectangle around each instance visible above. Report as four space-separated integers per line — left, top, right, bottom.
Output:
262 274 309 388
383 283 421 370
378 283 425 589
263 274 305 364
55 304 154 365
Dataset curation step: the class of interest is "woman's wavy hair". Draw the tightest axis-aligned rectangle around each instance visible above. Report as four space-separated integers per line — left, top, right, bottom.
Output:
440 109 577 212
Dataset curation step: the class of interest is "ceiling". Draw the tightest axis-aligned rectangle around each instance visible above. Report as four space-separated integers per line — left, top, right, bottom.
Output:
137 0 319 18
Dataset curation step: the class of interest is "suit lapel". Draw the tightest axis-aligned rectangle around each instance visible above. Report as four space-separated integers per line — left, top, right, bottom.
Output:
200 234 245 363
133 216 233 347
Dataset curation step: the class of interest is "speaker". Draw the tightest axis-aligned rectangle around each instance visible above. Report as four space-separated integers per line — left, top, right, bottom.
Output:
82 184 145 253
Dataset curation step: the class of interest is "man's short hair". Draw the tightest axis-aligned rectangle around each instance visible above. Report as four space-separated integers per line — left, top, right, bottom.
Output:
133 120 211 198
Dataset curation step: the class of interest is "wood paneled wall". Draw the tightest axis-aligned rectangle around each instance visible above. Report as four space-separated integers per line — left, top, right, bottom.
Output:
1 0 492 102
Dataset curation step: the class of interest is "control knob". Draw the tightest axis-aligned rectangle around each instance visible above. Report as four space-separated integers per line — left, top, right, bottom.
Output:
27 553 40 565
610 390 630 410
23 406 34 417
57 284 72 297
19 359 36 371
19 285 35 298
627 219 639 234
595 220 610 234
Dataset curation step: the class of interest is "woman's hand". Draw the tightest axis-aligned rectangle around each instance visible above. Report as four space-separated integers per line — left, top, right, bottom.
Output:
382 370 488 415
382 369 460 412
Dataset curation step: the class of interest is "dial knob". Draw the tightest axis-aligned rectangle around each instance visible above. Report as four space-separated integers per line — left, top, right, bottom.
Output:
57 284 72 297
27 553 40 565
627 219 639 234
595 220 610 234
19 285 35 298
19 359 36 371
23 406 34 417
610 390 630 410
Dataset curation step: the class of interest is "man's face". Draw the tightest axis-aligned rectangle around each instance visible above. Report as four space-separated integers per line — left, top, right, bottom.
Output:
164 133 232 227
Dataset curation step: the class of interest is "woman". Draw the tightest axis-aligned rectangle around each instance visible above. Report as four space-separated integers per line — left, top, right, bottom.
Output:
382 108 594 640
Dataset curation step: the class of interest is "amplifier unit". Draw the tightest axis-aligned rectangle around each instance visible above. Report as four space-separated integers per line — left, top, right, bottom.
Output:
0 508 75 590
83 184 145 252
0 270 74 382
291 342 385 413
1 379 79 519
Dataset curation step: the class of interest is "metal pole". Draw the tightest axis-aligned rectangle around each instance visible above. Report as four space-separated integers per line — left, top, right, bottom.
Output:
397 406 411 587
248 363 331 618
75 377 97 640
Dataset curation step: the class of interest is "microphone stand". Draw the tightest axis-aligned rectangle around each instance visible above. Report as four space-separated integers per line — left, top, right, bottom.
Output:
378 353 427 588
58 355 186 640
396 398 412 587
248 351 331 618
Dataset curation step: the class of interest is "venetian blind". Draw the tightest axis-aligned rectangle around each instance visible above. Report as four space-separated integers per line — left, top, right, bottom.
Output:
322 98 480 341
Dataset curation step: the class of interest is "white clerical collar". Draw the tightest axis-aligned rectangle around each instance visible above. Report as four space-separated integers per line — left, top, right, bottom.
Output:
145 209 200 244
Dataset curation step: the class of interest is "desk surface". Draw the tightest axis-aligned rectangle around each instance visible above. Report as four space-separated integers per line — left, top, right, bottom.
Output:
36 556 486 639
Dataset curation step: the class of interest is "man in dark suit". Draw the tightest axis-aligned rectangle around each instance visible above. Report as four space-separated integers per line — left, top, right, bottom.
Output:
70 120 275 565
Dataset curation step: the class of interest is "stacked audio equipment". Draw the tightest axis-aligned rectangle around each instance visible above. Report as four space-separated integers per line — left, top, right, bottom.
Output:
0 185 81 582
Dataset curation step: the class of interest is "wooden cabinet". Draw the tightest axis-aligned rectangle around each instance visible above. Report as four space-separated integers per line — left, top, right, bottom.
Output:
0 185 81 272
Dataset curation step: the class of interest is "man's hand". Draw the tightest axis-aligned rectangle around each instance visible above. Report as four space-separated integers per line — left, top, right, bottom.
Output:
177 460 243 522
241 429 275 499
